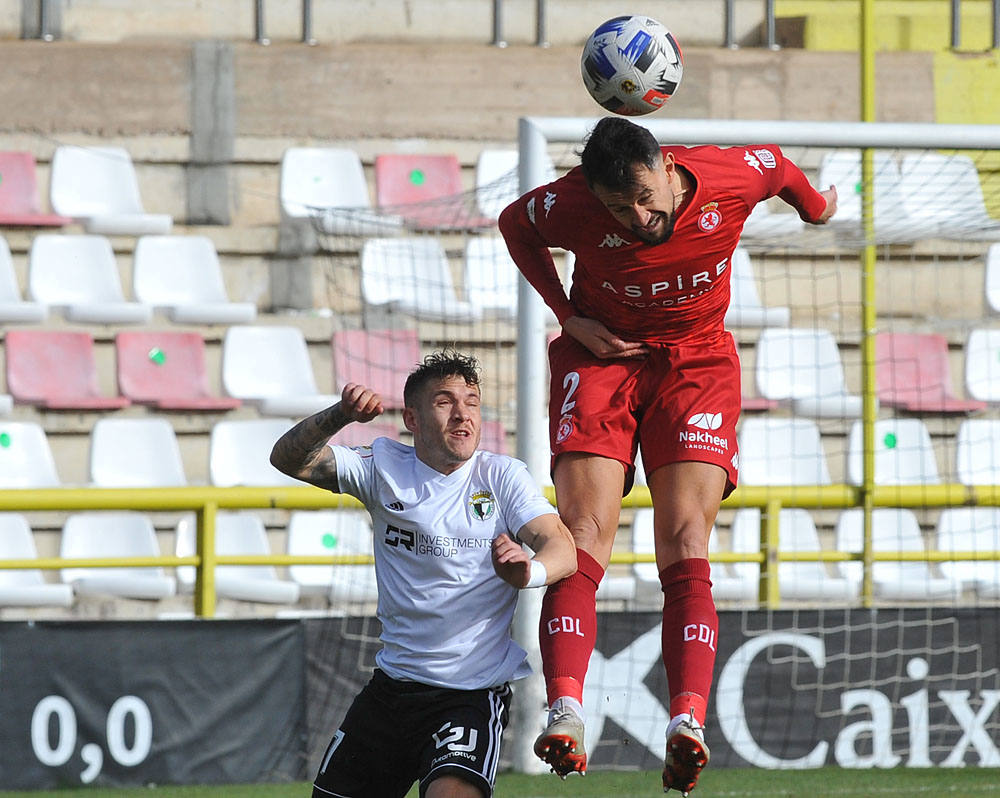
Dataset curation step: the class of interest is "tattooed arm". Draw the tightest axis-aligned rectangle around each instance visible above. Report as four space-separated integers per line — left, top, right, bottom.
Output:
269 383 384 491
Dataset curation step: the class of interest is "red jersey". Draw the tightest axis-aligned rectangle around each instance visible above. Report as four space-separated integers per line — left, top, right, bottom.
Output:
498 144 827 345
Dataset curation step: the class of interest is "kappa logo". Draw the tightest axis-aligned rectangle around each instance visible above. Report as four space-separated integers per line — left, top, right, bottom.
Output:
543 190 557 217
744 150 763 175
599 233 630 248
687 412 723 430
526 196 537 225
752 148 777 169
469 490 495 521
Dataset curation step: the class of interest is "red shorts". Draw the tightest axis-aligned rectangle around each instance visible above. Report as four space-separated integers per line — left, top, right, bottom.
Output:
547 332 742 497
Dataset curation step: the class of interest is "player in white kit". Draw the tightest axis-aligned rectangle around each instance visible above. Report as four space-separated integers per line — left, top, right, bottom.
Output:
270 350 577 798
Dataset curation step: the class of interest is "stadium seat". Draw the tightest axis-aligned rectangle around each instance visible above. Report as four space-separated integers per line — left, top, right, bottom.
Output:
279 146 403 236
935 507 1000 599
899 152 1000 241
60 512 177 600
632 508 751 601
175 512 300 605
817 150 918 243
115 330 241 411
731 507 857 601
49 145 172 235
0 235 45 323
875 332 985 413
27 234 152 324
965 328 1000 402
737 416 832 486
208 418 301 487
836 508 960 600
360 237 481 323
479 419 509 455
286 509 378 602
0 151 71 227
755 327 864 417
329 421 400 447
463 236 520 319
0 513 74 607
89 417 187 487
0 422 60 487
724 246 791 328
222 325 338 416
374 153 493 231
954 418 1000 485
6 329 131 410
330 328 421 410
132 235 257 324
846 418 940 486
474 148 556 221
739 199 805 242
984 244 1000 314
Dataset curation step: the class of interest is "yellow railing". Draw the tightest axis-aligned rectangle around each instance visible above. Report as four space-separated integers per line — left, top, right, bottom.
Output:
3 483 1000 616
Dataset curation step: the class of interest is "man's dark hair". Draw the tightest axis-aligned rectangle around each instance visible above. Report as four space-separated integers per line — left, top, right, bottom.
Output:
580 116 663 191
403 349 481 407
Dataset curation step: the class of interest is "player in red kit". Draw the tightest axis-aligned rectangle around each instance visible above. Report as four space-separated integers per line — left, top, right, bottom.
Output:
498 117 837 795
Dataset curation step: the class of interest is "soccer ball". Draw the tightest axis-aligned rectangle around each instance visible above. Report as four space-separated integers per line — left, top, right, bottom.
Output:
581 15 684 116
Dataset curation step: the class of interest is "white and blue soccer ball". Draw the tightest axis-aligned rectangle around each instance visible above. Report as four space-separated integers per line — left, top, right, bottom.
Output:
581 15 684 116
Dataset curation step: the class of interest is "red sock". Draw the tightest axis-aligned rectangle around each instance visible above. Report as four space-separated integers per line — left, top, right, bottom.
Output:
539 548 605 706
659 558 718 726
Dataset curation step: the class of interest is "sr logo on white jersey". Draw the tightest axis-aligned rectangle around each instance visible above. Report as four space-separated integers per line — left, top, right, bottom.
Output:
687 412 722 430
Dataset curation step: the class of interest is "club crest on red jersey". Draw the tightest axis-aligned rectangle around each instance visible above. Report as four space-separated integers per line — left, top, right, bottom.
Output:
697 201 722 232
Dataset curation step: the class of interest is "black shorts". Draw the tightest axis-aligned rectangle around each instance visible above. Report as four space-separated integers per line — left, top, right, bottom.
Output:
312 669 513 798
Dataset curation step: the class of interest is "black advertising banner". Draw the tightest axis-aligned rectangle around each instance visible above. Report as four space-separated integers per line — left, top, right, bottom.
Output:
0 620 306 788
582 608 1000 771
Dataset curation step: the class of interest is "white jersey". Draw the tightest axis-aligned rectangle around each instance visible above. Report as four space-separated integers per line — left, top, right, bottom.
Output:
332 437 556 690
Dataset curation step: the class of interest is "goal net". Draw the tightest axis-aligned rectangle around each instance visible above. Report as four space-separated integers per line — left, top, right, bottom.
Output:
308 116 1000 773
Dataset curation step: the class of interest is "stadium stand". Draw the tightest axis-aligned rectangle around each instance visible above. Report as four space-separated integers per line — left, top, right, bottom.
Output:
846 418 940 485
49 145 172 235
0 235 46 323
6 329 131 410
899 152 1000 241
132 234 257 325
836 508 961 600
329 421 400 446
59 511 177 600
875 331 986 413
89 417 188 487
755 326 864 417
0 151 71 227
374 153 493 231
175 512 300 605
330 327 421 410
731 507 857 601
965 327 1000 402
474 148 556 220
955 418 1000 485
115 330 241 411
739 198 805 241
286 509 379 603
27 234 152 324
221 325 338 416
983 243 1000 313
360 237 481 322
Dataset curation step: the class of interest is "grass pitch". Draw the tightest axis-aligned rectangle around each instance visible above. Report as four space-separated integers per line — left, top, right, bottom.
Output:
1 767 999 797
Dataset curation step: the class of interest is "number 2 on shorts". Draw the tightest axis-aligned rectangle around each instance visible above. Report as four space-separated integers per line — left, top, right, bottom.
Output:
560 371 580 415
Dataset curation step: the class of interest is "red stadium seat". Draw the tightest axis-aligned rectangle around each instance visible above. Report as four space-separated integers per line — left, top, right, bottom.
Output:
0 152 71 227
374 153 494 231
5 330 130 410
331 328 421 410
328 421 400 448
876 332 985 413
480 419 509 455
116 330 241 411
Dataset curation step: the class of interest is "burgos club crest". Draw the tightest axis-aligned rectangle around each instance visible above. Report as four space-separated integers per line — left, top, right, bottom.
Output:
698 201 722 232
470 491 496 521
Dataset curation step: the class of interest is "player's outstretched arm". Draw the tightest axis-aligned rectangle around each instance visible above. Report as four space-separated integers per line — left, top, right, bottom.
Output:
270 383 384 491
492 514 577 589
